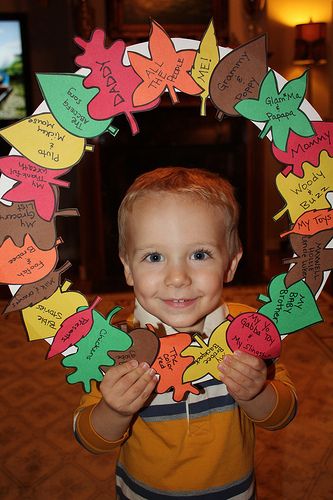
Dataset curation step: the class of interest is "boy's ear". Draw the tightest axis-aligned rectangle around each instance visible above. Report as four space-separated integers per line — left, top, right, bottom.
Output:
224 250 242 283
120 255 134 286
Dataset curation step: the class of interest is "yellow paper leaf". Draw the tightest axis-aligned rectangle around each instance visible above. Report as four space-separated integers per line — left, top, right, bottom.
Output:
0 113 93 170
182 320 232 383
191 19 220 116
22 280 89 341
274 150 333 223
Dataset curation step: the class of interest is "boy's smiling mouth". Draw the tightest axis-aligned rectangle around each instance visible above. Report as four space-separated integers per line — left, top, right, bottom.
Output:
162 298 198 307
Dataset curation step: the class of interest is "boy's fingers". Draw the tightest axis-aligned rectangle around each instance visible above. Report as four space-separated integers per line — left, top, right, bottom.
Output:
126 368 159 405
233 351 266 372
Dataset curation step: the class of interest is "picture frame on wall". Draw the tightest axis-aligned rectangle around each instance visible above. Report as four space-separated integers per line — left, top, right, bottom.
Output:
107 0 229 43
0 13 31 122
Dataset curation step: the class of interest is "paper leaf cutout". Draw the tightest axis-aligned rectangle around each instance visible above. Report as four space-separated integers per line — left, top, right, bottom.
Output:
61 306 132 392
128 20 202 106
272 121 333 177
0 234 62 285
74 29 160 135
235 70 315 151
0 114 93 169
3 261 72 314
273 150 333 223
281 209 333 238
108 327 159 366
36 73 119 138
0 198 78 250
0 155 70 220
209 34 267 120
182 320 232 383
284 230 333 295
191 19 219 116
226 312 281 359
47 296 102 358
257 273 323 335
21 280 88 341
151 333 200 402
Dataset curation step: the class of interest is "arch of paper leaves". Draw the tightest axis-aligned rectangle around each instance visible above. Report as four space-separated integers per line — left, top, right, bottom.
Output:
0 20 332 402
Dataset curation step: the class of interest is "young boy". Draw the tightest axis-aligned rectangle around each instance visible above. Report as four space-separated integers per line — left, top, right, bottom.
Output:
74 167 297 499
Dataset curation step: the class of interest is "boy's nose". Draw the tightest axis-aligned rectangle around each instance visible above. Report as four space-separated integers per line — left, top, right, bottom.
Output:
164 264 191 288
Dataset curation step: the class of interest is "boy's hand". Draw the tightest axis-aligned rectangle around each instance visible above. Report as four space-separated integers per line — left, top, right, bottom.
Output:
218 351 267 402
100 359 159 417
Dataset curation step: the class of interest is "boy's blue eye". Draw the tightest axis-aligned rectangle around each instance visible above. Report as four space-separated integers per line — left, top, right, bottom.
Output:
191 250 211 261
145 252 164 263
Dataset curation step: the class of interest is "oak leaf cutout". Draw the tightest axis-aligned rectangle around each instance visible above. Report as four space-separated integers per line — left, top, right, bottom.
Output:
74 29 160 135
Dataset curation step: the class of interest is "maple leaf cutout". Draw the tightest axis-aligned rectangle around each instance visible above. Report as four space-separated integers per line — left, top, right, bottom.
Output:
128 20 203 106
74 29 160 135
235 70 315 151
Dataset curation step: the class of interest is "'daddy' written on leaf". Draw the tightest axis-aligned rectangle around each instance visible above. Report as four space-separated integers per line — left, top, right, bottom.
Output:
257 273 323 335
74 29 160 135
0 114 94 170
128 20 202 106
36 73 119 138
235 70 315 151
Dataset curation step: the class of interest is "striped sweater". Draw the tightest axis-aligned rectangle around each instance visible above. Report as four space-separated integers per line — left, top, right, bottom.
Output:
74 303 297 499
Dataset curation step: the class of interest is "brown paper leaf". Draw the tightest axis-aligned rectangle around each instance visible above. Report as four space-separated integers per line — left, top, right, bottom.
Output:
209 34 267 120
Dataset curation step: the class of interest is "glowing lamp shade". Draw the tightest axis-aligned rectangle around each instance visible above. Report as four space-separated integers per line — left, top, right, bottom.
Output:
294 21 327 65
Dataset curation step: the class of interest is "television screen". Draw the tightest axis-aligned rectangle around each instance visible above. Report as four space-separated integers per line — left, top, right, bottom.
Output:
0 15 30 120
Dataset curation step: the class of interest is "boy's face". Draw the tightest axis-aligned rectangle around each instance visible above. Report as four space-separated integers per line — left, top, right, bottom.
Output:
121 193 241 333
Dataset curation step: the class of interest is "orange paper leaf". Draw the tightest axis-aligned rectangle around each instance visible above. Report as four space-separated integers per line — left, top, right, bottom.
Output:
128 20 202 106
0 234 62 285
151 333 199 402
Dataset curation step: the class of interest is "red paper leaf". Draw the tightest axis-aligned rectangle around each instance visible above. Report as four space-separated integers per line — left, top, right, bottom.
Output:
128 20 202 106
47 296 102 358
0 155 70 221
74 29 160 135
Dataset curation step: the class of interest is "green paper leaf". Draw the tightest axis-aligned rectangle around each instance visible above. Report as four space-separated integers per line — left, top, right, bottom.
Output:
36 73 119 138
235 70 315 151
61 306 132 392
257 273 323 335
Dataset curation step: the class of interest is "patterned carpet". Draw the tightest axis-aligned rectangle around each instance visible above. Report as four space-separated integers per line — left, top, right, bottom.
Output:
0 285 332 499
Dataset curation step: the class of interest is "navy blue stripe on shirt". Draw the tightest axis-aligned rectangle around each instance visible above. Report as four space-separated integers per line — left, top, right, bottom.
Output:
140 379 237 422
116 465 254 499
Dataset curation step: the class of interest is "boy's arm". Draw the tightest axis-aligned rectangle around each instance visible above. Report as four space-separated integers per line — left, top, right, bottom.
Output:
219 351 297 430
74 360 158 453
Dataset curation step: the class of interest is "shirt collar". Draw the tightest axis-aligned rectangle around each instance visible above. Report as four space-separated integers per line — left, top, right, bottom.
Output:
133 299 228 339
